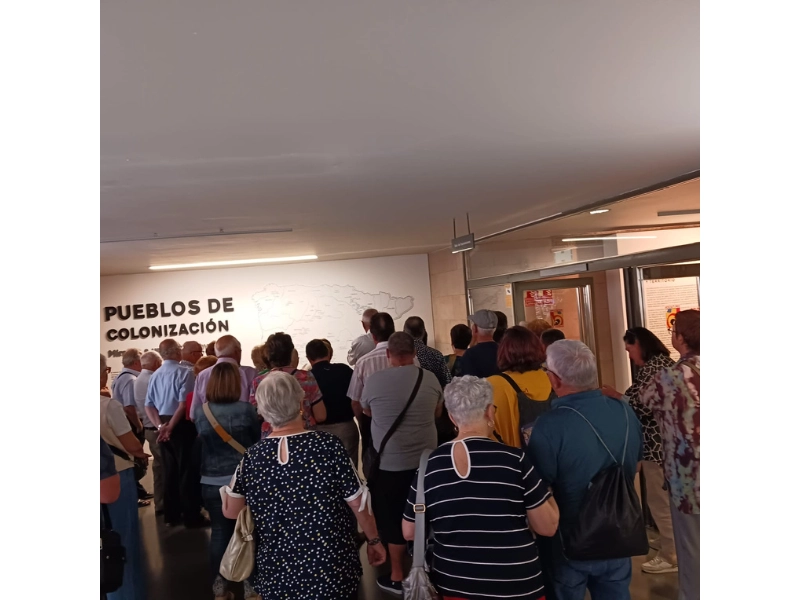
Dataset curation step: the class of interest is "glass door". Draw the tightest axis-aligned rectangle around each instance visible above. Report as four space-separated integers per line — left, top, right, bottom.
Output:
512 278 596 354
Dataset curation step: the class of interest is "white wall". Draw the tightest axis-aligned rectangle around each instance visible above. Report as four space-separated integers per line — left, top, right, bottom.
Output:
101 254 433 371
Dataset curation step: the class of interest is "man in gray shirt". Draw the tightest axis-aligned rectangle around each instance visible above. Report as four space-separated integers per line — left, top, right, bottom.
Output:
361 332 442 595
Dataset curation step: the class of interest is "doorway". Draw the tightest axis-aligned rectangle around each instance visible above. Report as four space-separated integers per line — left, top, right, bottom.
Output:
512 278 596 354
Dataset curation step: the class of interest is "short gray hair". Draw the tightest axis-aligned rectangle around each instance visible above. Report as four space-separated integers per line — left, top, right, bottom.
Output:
545 340 598 391
100 353 107 373
255 371 303 428
476 326 496 336
121 348 142 367
362 308 378 323
445 376 494 428
215 335 241 358
159 339 181 360
140 351 161 370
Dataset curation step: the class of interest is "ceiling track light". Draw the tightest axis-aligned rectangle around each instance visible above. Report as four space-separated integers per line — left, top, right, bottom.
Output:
100 228 293 244
149 255 318 270
589 209 610 215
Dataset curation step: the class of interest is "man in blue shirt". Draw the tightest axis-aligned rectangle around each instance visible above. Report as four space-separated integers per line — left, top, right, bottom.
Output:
527 340 643 600
144 338 206 528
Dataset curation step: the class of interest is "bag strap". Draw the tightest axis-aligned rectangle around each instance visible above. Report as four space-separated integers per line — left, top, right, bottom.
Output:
498 372 526 396
412 448 433 568
679 359 700 376
203 402 247 454
376 368 424 459
557 403 629 467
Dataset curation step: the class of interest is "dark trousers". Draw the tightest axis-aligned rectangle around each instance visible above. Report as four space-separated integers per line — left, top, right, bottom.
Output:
159 417 202 524
133 428 149 498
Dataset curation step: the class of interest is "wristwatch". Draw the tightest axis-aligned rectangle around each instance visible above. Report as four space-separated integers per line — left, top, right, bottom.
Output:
367 537 382 546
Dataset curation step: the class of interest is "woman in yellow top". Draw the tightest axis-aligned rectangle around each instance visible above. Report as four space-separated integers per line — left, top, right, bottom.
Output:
488 326 554 447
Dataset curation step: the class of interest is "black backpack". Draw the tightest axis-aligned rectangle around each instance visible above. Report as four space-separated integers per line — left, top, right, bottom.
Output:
557 403 649 561
101 504 126 595
498 372 555 448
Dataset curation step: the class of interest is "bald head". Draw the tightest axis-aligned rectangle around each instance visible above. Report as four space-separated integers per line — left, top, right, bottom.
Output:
361 308 378 332
215 335 242 362
159 339 181 360
181 340 203 365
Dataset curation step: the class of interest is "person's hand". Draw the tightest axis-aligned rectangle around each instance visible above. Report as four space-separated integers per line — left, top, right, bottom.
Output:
367 542 387 566
134 451 152 461
601 385 623 400
157 425 172 442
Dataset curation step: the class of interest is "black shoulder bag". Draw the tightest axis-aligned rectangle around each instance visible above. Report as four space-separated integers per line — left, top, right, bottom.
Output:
498 372 554 448
364 367 424 485
101 504 126 595
557 403 649 561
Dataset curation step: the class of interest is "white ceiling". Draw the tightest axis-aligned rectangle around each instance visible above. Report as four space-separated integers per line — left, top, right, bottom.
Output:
101 0 699 275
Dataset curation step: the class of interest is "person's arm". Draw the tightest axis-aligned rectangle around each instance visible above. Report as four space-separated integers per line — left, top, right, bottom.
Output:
117 430 150 459
348 497 386 566
222 493 246 519
161 402 186 441
145 406 160 429
311 398 327 423
123 406 143 433
101 473 121 504
527 496 559 537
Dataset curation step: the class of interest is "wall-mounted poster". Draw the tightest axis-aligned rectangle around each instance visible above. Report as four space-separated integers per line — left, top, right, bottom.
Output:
642 277 700 361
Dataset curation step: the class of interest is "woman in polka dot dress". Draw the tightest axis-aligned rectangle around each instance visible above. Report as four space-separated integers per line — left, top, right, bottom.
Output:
223 371 386 599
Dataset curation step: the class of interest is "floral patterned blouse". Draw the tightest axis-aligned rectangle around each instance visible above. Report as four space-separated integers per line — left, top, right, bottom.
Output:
641 354 700 515
624 354 675 465
250 367 323 436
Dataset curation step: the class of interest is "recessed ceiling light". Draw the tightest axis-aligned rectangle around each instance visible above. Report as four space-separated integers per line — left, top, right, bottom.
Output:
149 255 318 270
589 209 610 215
561 236 657 242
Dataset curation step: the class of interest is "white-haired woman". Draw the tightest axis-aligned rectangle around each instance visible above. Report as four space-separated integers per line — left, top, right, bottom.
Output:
222 371 386 600
401 375 560 600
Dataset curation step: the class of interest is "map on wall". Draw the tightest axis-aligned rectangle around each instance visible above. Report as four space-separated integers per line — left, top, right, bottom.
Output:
252 284 415 362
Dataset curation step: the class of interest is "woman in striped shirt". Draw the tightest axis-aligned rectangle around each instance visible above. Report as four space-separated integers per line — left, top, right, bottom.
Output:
402 376 560 600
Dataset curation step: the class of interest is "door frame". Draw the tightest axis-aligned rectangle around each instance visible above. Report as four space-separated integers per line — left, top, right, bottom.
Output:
512 278 596 356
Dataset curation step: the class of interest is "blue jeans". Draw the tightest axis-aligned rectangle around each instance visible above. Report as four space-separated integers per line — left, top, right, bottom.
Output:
201 484 235 588
106 469 145 600
551 556 632 600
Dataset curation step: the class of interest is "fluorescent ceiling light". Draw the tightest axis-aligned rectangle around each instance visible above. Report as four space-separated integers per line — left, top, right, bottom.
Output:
589 209 610 215
149 255 318 270
561 236 657 242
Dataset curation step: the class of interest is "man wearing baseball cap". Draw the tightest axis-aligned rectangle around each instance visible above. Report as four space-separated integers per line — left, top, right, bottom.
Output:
460 309 502 378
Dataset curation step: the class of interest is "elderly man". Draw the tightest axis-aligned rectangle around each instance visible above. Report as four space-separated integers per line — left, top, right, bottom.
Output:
460 309 502 378
180 340 203 368
527 340 643 600
641 310 700 600
112 348 143 434
347 308 378 365
134 350 164 514
403 316 451 388
190 335 257 422
360 332 443 595
144 339 206 528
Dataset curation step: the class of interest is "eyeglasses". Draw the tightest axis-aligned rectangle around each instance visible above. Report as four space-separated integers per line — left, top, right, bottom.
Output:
542 365 561 380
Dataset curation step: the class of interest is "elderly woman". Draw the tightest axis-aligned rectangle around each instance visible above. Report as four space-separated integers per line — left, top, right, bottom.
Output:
602 327 677 574
402 375 559 600
195 362 261 600
223 371 386 600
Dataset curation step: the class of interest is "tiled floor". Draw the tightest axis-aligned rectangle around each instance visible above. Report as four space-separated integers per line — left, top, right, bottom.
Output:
137 471 679 600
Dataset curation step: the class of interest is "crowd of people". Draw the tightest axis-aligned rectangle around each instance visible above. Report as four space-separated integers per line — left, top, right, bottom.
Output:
100 307 700 600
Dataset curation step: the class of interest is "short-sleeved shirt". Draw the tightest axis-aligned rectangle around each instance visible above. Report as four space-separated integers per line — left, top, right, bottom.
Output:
361 365 443 471
641 354 700 514
145 360 195 416
488 369 553 448
251 367 323 434
111 368 138 408
403 437 552 600
460 341 501 379
100 396 135 472
100 439 117 481
133 369 156 427
347 341 420 403
232 431 364 599
310 361 355 424
527 389 642 529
